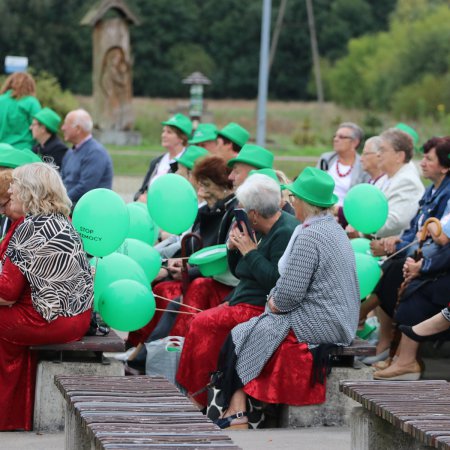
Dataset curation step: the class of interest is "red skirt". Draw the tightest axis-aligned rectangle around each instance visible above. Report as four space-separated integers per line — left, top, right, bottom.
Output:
244 331 326 406
127 278 233 346
176 303 264 407
0 292 91 431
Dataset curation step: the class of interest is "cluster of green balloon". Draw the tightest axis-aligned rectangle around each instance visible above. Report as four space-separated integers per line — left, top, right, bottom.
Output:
354 252 382 300
127 202 159 245
350 238 381 261
73 189 129 257
147 174 198 234
343 184 388 234
92 253 156 331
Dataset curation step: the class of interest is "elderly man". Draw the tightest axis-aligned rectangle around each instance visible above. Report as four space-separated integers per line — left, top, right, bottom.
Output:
61 109 113 205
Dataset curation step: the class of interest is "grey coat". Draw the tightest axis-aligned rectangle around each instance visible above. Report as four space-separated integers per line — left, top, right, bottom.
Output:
231 214 360 385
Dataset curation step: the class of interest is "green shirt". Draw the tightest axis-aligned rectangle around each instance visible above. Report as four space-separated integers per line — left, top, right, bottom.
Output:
228 211 300 307
0 90 41 150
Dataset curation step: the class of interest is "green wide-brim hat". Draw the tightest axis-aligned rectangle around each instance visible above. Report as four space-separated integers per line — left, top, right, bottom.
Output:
227 144 273 169
162 113 193 137
175 145 208 170
188 244 228 277
395 123 419 151
0 144 41 168
33 107 61 134
217 122 250 148
249 168 285 190
284 166 338 207
189 123 218 144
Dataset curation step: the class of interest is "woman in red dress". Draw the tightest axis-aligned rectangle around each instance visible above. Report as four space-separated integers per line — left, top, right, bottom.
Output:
0 163 93 430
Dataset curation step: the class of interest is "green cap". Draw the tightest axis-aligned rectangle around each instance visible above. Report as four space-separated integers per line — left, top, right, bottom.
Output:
33 107 61 134
0 143 41 168
284 167 338 207
227 144 273 169
395 123 419 151
189 123 218 144
162 113 193 137
217 122 250 148
175 145 208 170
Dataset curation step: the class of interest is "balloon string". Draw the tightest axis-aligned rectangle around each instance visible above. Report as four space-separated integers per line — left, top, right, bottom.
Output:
382 239 418 262
153 294 203 312
155 307 197 315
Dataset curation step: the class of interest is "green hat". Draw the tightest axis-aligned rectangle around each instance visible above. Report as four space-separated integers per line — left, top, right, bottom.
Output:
249 168 279 184
162 113 193 137
189 123 218 144
217 122 250 148
284 167 338 207
33 107 62 134
0 144 41 168
188 244 228 277
175 145 208 170
395 123 419 151
227 144 273 169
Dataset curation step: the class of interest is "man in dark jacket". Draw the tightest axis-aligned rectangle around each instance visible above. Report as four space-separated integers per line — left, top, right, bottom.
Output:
31 107 68 171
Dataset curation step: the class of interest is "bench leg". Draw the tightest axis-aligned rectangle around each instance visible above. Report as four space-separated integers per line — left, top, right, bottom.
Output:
351 406 434 450
65 404 93 450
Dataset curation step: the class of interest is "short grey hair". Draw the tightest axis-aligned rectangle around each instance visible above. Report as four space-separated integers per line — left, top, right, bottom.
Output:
380 128 413 163
236 174 281 218
365 135 382 153
338 122 364 149
72 109 93 133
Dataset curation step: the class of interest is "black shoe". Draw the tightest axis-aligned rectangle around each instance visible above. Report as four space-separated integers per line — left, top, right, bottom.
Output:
399 325 429 342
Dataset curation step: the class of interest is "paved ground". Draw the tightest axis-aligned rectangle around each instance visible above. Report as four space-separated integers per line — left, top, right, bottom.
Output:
0 427 351 450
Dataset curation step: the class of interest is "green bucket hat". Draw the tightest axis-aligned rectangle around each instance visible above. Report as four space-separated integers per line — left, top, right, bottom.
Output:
227 144 273 169
188 244 228 277
0 143 41 168
189 123 218 144
33 107 62 134
284 167 338 208
175 145 208 170
162 113 193 137
217 122 250 148
395 123 419 151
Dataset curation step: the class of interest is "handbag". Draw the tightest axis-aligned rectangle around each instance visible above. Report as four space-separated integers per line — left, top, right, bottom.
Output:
145 336 184 385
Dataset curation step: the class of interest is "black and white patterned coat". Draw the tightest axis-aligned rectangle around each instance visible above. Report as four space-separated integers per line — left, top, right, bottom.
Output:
231 214 360 385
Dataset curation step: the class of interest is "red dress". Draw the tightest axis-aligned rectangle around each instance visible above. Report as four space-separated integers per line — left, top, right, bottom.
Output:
0 219 91 430
127 278 233 346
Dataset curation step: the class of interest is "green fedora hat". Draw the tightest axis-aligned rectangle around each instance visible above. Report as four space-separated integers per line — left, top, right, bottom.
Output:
395 123 419 151
189 123 218 144
0 144 41 168
217 122 250 148
162 113 193 137
175 145 208 170
284 167 338 208
33 107 62 134
249 168 279 184
227 144 273 169
188 244 228 277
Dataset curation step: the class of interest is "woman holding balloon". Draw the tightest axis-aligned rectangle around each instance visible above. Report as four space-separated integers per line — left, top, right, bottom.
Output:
0 163 93 430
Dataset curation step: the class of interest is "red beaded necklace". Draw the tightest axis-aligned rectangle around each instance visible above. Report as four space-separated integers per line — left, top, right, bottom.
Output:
336 160 353 178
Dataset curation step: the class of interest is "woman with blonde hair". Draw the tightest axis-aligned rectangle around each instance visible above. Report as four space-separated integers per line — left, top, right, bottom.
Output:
0 72 41 150
0 162 93 431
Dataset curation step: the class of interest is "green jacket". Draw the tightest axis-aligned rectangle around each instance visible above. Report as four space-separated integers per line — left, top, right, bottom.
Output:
228 211 299 306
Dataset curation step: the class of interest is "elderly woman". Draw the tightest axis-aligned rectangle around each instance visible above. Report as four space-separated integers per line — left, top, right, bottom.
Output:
0 72 41 150
207 167 359 429
0 163 93 430
134 113 192 202
176 174 299 407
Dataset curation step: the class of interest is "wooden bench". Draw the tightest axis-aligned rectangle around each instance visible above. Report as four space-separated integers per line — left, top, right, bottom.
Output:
280 338 376 427
340 380 450 450
55 374 242 450
30 330 126 432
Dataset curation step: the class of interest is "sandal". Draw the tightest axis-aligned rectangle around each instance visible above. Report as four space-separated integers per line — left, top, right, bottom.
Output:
214 411 248 430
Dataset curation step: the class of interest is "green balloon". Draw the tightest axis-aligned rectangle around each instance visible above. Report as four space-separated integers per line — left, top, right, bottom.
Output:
343 184 388 234
91 253 148 310
355 252 382 300
98 279 156 332
351 237 381 261
127 203 158 245
116 238 162 283
73 189 129 257
147 173 198 234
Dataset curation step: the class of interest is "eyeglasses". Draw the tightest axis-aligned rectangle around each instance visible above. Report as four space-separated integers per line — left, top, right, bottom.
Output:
361 151 378 156
334 134 354 140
